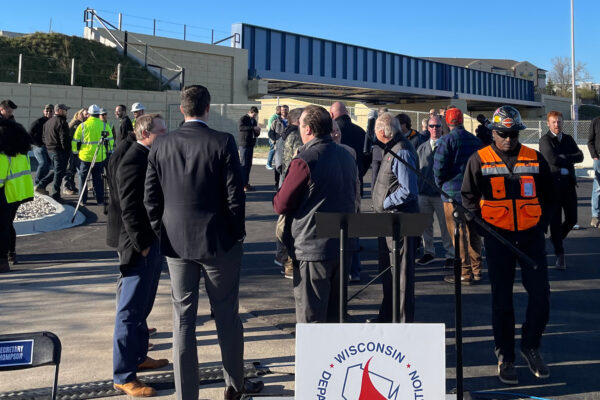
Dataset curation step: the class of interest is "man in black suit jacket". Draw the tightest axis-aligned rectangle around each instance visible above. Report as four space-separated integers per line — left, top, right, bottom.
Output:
107 114 168 397
114 104 134 148
539 111 583 270
144 85 263 400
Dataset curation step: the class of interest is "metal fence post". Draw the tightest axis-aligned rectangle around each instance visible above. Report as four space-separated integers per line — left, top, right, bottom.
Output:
184 24 186 41
117 63 122 88
538 121 542 139
70 58 75 86
144 44 148 69
18 54 22 84
118 13 122 31
153 19 156 36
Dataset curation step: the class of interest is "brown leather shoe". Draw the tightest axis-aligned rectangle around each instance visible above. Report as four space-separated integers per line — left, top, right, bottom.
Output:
114 379 157 397
137 356 169 370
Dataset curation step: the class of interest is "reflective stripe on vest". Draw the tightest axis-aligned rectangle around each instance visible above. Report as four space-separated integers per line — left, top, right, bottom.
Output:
477 145 541 231
0 154 34 203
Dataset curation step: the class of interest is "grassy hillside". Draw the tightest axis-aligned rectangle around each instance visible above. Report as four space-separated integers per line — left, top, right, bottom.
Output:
0 32 161 90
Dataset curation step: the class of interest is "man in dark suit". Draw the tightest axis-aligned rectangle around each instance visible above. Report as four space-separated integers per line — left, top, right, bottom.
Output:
539 110 583 269
114 104 134 148
144 85 263 400
107 113 168 397
330 101 368 194
238 106 261 191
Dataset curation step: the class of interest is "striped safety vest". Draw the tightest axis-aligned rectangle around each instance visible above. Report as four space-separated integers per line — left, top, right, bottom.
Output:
71 116 114 162
0 153 34 203
478 145 541 231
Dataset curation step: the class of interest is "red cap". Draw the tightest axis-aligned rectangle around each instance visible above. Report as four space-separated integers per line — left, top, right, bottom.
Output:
446 108 463 126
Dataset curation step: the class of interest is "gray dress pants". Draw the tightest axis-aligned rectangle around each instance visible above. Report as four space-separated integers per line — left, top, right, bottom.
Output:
167 242 244 399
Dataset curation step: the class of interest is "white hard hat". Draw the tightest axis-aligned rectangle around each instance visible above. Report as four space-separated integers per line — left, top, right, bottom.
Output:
88 104 101 115
99 108 107 115
131 102 145 112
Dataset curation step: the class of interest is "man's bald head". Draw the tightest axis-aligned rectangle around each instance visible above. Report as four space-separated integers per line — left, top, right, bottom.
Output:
330 101 348 120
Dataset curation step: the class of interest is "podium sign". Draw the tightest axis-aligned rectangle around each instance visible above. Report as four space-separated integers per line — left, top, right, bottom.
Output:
296 323 445 400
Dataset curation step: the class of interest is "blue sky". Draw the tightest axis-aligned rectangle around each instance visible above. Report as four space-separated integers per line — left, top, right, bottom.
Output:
3 0 599 81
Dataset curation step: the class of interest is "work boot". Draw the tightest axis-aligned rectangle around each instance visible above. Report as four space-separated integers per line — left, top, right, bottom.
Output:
555 254 566 270
521 348 549 378
497 361 518 385
63 187 78 196
0 259 9 273
284 259 293 280
113 379 156 397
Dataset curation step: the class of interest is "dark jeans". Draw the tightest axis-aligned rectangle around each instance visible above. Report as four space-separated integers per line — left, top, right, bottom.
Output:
485 229 550 363
65 153 79 190
32 145 53 186
550 179 578 255
113 241 162 384
0 188 18 258
39 150 69 198
79 159 105 204
238 146 254 186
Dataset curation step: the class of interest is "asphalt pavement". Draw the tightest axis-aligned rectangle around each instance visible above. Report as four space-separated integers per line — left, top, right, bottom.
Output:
1 164 599 399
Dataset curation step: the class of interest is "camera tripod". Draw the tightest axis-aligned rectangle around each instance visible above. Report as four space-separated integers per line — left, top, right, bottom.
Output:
70 133 110 222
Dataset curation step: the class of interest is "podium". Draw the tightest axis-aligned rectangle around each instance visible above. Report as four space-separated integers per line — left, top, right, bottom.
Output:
315 212 432 323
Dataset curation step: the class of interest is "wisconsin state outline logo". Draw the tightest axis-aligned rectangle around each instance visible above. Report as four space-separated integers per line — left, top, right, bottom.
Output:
315 341 427 400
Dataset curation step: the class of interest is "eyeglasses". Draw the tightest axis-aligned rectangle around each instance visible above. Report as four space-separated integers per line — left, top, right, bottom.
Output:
428 124 441 128
495 131 519 139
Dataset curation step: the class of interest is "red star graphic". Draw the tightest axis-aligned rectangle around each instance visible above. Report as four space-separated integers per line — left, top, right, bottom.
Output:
330 364 334 368
407 364 411 368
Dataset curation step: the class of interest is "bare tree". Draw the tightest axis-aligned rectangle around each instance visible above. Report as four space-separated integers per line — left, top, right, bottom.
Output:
548 56 592 97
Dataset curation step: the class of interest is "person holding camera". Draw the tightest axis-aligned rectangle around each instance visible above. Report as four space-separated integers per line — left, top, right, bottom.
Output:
71 104 114 205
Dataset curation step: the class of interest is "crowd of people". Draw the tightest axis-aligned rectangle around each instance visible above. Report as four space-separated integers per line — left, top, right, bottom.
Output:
0 87 598 395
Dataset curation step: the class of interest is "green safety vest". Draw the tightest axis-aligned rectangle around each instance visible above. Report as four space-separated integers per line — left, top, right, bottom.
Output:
0 153 34 203
71 116 114 162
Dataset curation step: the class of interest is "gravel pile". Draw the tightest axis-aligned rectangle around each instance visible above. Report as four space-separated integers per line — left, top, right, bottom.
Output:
15 195 57 221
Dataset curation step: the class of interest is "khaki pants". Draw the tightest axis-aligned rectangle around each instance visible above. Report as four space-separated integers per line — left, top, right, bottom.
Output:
443 202 482 278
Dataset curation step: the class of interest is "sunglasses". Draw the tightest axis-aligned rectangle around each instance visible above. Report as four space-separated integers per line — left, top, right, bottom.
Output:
428 124 441 128
495 131 519 139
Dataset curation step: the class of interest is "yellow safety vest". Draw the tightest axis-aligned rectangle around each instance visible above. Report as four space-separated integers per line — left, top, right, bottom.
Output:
72 116 114 162
0 153 34 203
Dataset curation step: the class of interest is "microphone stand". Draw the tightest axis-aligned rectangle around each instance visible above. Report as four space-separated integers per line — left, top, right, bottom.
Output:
373 139 536 400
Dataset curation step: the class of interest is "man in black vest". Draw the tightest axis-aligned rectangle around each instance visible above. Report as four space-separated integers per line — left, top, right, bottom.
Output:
539 111 583 270
273 105 357 323
369 112 419 323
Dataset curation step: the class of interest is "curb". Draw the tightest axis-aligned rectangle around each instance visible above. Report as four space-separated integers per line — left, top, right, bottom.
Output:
15 195 86 236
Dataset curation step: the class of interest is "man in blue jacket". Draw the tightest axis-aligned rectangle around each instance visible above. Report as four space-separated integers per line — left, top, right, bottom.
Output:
434 107 483 284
